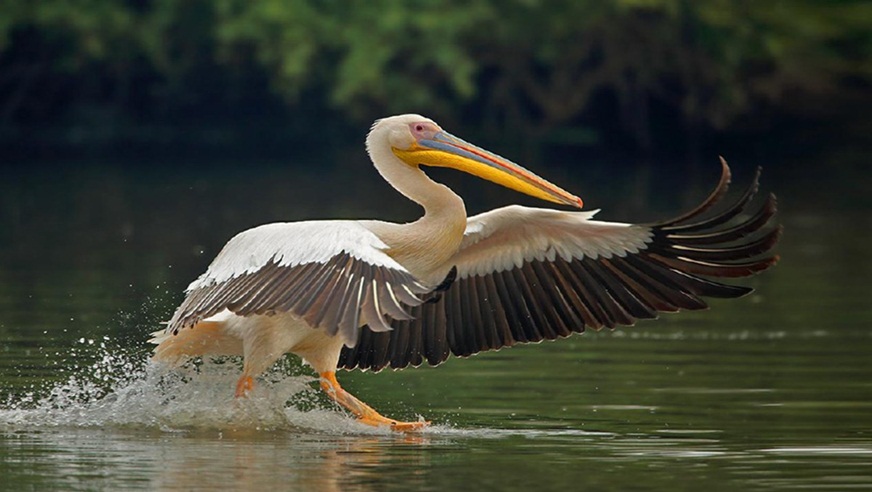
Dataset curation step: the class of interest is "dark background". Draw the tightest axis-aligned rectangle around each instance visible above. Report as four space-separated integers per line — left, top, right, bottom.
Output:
1 1 869 165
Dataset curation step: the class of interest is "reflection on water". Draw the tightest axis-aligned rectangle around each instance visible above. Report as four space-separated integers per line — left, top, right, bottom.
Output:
2 152 872 490
4 420 872 490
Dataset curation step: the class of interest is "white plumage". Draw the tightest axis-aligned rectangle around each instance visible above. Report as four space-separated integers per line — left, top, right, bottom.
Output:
455 205 652 277
187 221 405 290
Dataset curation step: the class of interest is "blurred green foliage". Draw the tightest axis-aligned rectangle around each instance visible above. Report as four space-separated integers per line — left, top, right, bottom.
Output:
0 0 869 153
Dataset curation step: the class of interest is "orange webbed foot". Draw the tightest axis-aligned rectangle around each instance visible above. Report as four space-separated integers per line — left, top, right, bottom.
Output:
319 371 429 432
387 420 430 432
357 414 430 432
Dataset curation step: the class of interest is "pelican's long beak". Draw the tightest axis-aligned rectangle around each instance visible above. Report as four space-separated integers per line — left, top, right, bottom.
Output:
393 131 583 209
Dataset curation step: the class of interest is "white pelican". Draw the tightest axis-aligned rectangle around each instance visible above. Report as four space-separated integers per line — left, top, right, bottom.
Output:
151 114 780 431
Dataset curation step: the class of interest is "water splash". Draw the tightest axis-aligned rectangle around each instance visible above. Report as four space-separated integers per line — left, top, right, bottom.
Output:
0 337 603 439
0 340 397 435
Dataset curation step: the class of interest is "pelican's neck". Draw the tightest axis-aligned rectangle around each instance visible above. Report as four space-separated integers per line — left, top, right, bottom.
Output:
365 139 466 281
368 137 466 218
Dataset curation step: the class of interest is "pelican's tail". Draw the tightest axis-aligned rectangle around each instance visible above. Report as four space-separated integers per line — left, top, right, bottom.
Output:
150 320 243 365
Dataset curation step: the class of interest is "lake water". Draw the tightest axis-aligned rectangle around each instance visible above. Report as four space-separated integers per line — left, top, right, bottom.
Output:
1 146 870 490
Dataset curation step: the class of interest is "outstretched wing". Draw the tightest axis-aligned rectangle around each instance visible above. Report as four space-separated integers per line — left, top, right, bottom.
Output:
339 161 780 371
166 221 428 347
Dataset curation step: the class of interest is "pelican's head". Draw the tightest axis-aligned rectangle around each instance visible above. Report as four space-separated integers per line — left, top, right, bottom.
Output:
368 114 583 209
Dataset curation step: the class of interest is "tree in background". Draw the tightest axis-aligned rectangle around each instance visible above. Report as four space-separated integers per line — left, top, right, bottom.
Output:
0 0 869 155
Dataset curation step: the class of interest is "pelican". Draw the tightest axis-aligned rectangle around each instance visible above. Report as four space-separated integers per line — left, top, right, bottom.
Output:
151 114 780 431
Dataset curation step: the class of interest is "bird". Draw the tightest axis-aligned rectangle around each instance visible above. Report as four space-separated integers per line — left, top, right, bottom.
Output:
150 114 780 431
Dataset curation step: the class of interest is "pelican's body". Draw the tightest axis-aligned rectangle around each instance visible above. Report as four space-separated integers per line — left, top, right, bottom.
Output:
152 114 779 430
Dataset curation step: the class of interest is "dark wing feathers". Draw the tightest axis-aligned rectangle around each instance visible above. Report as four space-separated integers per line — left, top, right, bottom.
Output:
167 251 427 346
339 162 780 371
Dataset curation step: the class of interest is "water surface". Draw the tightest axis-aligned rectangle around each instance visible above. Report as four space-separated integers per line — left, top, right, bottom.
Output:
1 151 870 490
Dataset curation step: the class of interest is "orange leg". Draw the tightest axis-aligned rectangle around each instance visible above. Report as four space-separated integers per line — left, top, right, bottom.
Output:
319 371 428 432
235 375 255 397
